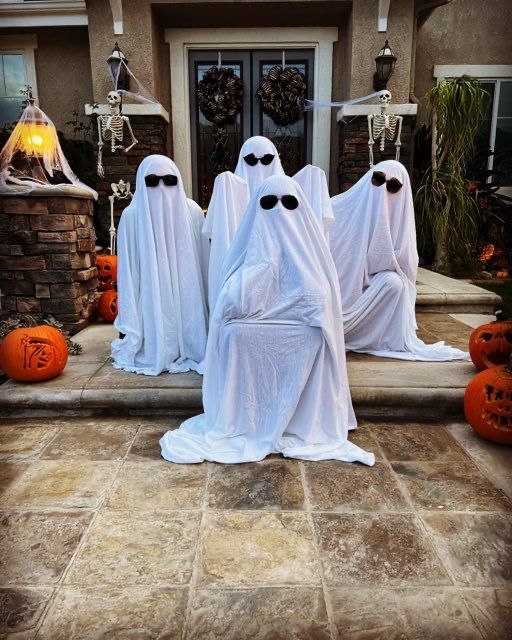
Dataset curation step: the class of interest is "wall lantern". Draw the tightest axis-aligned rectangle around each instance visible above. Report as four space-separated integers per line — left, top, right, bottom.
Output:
373 40 397 91
107 41 130 91
18 88 56 159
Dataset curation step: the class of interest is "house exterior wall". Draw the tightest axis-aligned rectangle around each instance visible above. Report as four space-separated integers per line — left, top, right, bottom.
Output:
414 0 512 118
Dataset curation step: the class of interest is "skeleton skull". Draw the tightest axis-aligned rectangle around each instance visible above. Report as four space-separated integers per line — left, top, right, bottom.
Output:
378 90 392 105
107 91 121 107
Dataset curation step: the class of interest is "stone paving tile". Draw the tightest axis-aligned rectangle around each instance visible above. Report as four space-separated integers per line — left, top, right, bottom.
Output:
36 586 188 639
447 422 512 499
0 461 30 496
371 423 469 462
327 587 481 639
0 511 92 584
40 424 138 460
187 587 330 639
420 513 512 586
65 510 200 586
0 461 118 509
0 426 58 459
304 460 410 513
198 511 319 587
391 460 512 512
313 513 450 586
207 459 304 510
347 426 381 458
461 588 512 640
107 461 207 510
126 420 181 460
0 587 54 638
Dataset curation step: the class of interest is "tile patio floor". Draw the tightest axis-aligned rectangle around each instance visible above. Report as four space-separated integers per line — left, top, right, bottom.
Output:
1 416 511 639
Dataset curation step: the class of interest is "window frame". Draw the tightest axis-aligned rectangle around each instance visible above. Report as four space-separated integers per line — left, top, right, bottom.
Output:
0 34 38 107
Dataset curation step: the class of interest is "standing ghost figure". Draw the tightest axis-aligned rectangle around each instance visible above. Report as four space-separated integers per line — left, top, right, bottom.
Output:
203 135 333 313
111 155 209 375
330 160 469 361
160 174 374 466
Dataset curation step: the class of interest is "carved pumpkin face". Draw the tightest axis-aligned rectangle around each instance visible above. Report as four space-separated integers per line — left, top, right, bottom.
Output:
469 320 512 370
0 325 68 382
464 362 512 446
98 289 118 323
96 254 118 291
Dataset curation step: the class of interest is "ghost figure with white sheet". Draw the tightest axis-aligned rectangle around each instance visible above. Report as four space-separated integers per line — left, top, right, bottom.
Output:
111 155 209 376
202 135 334 313
160 174 374 466
330 160 468 361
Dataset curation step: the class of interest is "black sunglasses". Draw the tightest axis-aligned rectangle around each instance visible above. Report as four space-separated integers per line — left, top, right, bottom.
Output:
244 153 275 166
371 171 402 194
144 174 178 187
260 194 299 211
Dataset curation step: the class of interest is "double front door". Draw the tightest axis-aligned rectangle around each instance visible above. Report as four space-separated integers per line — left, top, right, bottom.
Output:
189 49 314 207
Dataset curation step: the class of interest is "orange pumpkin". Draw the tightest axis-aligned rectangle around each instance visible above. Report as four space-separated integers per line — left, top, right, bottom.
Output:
98 289 118 323
464 358 512 445
0 325 68 382
96 254 118 291
468 319 512 370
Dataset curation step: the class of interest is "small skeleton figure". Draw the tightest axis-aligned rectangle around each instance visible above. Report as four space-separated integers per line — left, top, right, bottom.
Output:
97 91 138 177
367 90 403 167
108 178 133 254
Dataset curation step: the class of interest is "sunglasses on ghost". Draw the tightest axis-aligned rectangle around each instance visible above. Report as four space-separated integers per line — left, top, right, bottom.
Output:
243 153 275 166
371 171 402 193
260 194 299 210
144 174 178 187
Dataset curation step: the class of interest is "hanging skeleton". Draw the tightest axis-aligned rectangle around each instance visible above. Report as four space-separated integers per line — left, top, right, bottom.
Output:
367 90 403 167
96 91 138 178
108 178 133 254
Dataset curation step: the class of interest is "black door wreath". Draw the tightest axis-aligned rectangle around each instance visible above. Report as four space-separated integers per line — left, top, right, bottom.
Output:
257 65 307 127
196 66 244 126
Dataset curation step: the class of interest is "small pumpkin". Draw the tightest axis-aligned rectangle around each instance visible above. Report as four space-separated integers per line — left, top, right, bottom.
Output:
464 356 512 445
0 325 68 382
468 317 512 370
98 289 118 323
96 254 118 291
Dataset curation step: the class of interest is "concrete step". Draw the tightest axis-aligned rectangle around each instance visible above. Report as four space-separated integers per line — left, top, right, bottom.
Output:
0 316 482 420
416 268 501 314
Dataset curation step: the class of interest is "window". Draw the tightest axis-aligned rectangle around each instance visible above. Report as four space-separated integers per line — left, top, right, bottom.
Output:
477 80 512 187
0 34 38 131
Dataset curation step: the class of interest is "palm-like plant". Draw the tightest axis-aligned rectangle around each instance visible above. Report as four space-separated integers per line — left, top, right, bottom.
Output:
414 76 486 270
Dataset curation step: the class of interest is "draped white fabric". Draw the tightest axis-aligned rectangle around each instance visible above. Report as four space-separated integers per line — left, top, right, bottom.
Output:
111 155 208 375
330 160 469 361
293 163 334 234
234 136 285 194
160 175 375 466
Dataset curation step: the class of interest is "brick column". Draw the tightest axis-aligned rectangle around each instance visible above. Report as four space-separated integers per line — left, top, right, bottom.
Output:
94 115 169 244
0 195 98 335
337 115 415 192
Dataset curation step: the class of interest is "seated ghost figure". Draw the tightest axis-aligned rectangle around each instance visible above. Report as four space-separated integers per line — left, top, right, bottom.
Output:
160 175 374 466
330 160 468 360
203 136 333 313
111 155 209 375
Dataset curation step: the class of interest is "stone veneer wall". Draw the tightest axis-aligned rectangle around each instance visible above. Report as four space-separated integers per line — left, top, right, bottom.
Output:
94 116 168 241
337 116 415 192
0 195 98 335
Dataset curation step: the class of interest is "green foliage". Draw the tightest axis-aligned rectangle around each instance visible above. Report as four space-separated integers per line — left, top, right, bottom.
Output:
414 76 487 271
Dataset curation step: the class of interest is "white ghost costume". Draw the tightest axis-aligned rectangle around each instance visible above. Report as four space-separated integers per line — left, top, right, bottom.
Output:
111 155 209 375
160 175 374 466
330 160 468 361
203 136 333 312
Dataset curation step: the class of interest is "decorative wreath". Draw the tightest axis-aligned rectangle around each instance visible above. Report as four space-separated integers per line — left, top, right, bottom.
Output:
257 65 307 126
197 66 243 126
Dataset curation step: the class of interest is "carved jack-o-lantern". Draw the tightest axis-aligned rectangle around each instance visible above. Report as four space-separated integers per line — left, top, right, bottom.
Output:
96 254 118 291
469 319 512 370
464 358 512 445
0 325 68 382
98 289 118 323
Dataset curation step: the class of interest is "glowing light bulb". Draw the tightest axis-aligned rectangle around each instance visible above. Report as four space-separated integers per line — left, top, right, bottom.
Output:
30 134 44 147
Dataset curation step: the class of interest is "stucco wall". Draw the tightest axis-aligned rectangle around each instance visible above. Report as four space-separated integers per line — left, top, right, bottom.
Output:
415 0 512 116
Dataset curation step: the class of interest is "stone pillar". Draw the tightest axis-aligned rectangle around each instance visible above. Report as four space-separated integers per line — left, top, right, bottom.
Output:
0 195 98 335
336 104 418 192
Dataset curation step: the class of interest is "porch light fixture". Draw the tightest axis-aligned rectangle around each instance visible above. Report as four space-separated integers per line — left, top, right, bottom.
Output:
107 41 130 91
17 88 56 158
373 40 397 91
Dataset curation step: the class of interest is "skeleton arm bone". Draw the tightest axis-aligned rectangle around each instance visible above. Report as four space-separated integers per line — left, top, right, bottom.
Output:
394 115 403 161
367 114 375 167
122 116 138 152
97 117 105 178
